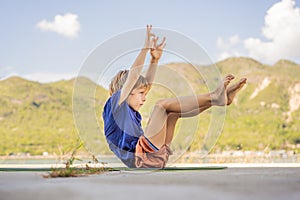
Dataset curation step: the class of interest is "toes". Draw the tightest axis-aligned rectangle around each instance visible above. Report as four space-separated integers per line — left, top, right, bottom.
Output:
224 79 230 87
225 74 235 80
240 78 247 84
223 74 234 87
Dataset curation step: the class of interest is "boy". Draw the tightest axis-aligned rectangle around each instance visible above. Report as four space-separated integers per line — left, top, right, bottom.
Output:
103 25 247 168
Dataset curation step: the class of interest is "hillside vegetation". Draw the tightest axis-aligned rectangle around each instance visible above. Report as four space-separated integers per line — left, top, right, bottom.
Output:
0 57 299 156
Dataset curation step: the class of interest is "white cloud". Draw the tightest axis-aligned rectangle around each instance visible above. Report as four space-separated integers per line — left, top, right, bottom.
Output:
229 35 240 45
36 13 80 39
218 51 241 61
0 66 14 73
0 66 15 79
244 0 300 63
23 72 77 83
216 37 226 49
0 72 19 81
216 35 243 60
217 0 300 63
217 35 240 50
1 72 77 83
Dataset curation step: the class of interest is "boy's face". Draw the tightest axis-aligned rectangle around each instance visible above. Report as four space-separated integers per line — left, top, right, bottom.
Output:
127 86 147 111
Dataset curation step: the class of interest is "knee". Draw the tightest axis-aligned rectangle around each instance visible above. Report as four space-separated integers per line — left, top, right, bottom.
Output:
155 99 166 106
167 112 180 121
154 99 168 110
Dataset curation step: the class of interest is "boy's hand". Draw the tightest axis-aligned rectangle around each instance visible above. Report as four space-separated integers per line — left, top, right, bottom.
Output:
150 36 166 61
143 25 155 50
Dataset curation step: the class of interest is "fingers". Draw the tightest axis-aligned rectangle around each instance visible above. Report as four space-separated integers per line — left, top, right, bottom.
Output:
147 25 155 38
147 25 156 39
153 37 159 47
150 37 155 50
157 37 166 49
144 25 156 49
155 37 166 47
153 37 166 50
149 36 159 50
146 25 167 50
146 24 152 32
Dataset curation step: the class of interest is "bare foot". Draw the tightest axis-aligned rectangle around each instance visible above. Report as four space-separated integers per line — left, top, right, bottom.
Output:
226 78 247 105
211 74 235 106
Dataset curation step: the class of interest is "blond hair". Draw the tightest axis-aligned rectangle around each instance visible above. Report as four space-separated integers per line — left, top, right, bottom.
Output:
109 70 150 96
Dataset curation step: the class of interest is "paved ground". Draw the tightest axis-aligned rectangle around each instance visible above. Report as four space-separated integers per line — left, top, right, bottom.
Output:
1 167 300 200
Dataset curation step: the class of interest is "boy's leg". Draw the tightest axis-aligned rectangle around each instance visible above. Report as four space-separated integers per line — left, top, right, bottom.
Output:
155 74 234 113
148 112 180 148
226 78 247 105
146 104 212 148
166 77 247 117
145 74 234 148
179 78 246 117
180 104 212 118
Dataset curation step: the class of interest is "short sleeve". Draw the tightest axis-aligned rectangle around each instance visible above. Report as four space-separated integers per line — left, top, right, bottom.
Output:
109 90 143 138
110 90 125 114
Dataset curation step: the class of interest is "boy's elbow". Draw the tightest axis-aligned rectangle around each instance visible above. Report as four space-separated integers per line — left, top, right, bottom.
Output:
129 70 140 81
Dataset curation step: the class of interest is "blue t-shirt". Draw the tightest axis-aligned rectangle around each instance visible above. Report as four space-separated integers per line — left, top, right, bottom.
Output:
102 90 144 168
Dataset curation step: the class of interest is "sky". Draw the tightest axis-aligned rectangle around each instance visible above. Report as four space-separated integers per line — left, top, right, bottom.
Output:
1 0 300 83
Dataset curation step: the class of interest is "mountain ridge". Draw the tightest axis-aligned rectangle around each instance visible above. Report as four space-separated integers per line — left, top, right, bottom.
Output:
1 57 299 156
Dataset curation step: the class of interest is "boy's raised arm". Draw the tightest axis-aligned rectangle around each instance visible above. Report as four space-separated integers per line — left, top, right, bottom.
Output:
145 36 166 90
118 25 155 105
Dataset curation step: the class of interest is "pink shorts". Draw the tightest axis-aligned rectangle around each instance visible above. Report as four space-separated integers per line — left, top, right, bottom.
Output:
135 136 173 168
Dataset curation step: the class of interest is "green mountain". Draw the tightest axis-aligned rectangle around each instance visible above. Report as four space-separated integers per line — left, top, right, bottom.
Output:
0 57 300 156
214 58 300 152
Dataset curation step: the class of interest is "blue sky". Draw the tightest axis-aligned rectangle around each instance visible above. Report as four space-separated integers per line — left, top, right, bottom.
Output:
1 0 300 83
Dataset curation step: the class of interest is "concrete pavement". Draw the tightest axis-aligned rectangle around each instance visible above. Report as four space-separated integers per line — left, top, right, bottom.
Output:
0 167 300 200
